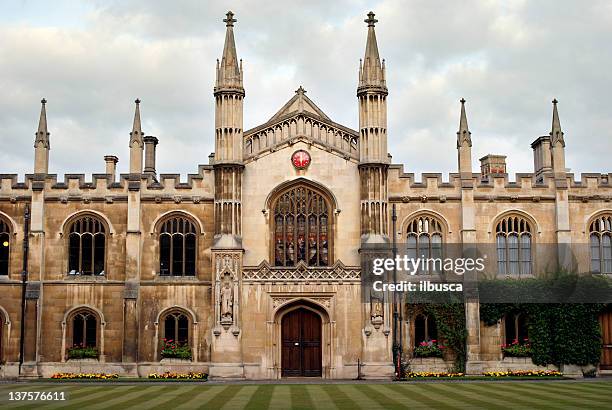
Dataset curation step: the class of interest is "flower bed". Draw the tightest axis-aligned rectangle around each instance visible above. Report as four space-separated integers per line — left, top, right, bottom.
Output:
413 340 445 358
501 339 532 357
404 371 464 378
51 373 118 380
148 371 207 380
66 345 99 360
161 339 192 360
483 370 563 377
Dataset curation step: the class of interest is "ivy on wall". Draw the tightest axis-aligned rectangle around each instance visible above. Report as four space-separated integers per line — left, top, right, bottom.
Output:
481 303 604 367
408 292 467 372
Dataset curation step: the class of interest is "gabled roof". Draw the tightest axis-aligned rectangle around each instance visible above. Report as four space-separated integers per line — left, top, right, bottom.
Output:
267 86 331 123
245 86 357 137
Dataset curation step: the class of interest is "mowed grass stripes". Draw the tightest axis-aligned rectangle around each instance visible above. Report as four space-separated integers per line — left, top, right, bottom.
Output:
0 381 610 409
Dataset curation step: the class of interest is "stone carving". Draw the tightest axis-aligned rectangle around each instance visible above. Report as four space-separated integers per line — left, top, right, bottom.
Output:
220 279 233 324
243 260 360 282
272 296 331 310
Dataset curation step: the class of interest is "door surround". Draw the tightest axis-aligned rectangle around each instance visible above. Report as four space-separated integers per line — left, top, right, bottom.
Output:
268 296 334 379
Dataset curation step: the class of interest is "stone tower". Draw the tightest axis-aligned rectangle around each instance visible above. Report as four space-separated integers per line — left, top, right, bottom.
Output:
358 11 389 243
210 11 245 379
213 10 244 249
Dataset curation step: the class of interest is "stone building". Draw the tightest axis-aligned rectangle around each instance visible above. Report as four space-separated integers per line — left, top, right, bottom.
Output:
0 11 611 379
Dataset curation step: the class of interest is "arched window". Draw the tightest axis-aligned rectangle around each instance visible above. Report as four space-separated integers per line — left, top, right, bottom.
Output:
272 185 331 267
505 313 528 345
0 219 9 276
496 215 532 276
67 215 106 275
406 215 443 274
70 310 97 348
590 214 612 273
163 311 190 345
414 313 437 347
159 216 197 276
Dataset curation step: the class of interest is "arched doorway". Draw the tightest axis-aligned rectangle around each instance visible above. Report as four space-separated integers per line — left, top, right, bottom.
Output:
281 307 322 377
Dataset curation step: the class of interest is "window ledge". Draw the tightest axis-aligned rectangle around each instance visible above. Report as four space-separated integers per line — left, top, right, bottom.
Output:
64 275 107 282
154 274 199 282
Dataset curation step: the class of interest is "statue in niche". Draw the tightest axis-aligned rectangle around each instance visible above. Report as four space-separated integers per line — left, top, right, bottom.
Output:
371 296 383 329
220 278 233 325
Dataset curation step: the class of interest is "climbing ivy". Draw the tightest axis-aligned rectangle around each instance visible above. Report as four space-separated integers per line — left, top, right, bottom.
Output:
480 302 604 367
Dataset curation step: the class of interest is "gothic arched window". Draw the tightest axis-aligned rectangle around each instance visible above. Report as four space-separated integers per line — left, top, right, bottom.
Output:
590 214 612 273
163 311 190 345
272 185 331 267
67 215 106 276
496 215 532 276
0 219 9 276
70 310 98 348
504 313 528 345
414 313 437 347
406 215 443 274
159 216 197 276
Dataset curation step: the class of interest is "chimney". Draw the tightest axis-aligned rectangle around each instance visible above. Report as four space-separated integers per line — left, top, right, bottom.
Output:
480 154 507 180
531 136 552 183
143 135 159 177
104 155 118 183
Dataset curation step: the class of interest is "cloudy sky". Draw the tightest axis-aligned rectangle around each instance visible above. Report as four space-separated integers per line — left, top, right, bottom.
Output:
1 0 611 180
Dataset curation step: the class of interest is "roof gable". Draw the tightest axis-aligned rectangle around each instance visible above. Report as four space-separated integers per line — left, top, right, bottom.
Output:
267 86 331 123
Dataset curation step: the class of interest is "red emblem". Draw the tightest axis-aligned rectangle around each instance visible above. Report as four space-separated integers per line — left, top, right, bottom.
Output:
291 150 311 169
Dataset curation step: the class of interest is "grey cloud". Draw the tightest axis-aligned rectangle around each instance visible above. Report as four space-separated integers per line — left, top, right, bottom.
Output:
0 0 610 179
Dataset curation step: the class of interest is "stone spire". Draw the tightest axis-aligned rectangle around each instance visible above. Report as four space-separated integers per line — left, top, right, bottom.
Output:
549 99 566 178
216 11 243 90
550 98 564 147
457 98 473 178
457 98 472 148
129 98 144 174
35 98 49 148
358 11 386 91
34 98 50 174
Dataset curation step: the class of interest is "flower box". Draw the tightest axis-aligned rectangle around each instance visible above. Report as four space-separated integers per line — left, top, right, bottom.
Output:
501 339 532 358
160 339 193 361
66 346 99 360
413 340 445 358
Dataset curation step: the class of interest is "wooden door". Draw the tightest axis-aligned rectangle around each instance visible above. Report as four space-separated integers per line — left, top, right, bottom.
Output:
601 307 612 369
281 308 322 377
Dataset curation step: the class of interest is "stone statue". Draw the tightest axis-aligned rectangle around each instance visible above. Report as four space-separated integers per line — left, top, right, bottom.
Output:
221 281 233 319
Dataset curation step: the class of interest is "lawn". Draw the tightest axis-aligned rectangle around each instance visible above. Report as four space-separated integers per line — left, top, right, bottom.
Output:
0 380 610 409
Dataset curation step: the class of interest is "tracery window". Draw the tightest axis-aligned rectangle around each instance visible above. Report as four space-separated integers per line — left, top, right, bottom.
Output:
68 216 106 275
496 215 532 276
504 313 528 345
0 219 9 275
71 310 97 348
414 313 437 347
159 216 197 276
273 185 330 267
163 311 190 345
406 215 443 274
590 214 612 273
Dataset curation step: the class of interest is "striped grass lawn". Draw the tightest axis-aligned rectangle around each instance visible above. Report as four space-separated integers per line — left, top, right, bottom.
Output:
0 380 611 409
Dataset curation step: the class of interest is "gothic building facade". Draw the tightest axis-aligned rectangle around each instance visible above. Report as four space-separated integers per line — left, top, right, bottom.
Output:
0 11 611 379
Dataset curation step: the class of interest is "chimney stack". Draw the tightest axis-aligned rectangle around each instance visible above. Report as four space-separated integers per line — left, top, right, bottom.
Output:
143 135 159 177
104 155 118 183
480 154 507 180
